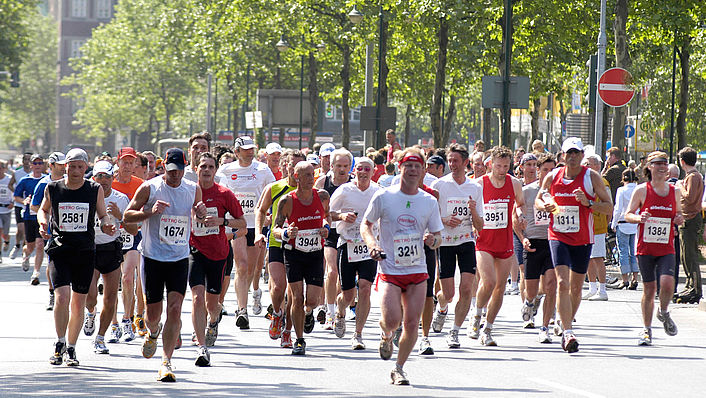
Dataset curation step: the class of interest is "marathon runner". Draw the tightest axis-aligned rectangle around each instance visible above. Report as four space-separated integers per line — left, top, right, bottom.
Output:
111 147 145 341
183 132 211 183
471 146 525 346
362 148 443 385
314 148 352 329
255 150 305 348
265 143 283 180
189 152 245 366
216 136 275 328
429 144 483 349
38 148 116 367
328 156 381 349
535 137 613 353
13 154 46 282
514 153 558 343
313 143 335 181
625 151 683 345
0 161 13 261
272 162 331 355
81 160 136 354
124 148 207 382
511 153 540 307
8 153 31 260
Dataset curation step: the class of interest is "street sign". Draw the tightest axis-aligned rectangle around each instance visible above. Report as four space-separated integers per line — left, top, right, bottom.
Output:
481 76 530 109
636 139 655 152
598 67 635 107
245 111 263 129
624 124 635 138
359 106 396 132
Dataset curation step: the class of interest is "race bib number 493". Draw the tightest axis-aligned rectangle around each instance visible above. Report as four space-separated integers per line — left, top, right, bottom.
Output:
58 202 89 232
159 215 189 245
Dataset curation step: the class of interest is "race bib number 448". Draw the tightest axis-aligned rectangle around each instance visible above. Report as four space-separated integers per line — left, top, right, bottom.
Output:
235 192 257 216
159 215 189 245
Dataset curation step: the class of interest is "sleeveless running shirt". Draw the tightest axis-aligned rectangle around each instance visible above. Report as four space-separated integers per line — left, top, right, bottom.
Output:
139 177 197 262
48 179 100 251
268 179 296 248
637 182 677 256
287 190 325 252
477 174 515 254
548 166 595 246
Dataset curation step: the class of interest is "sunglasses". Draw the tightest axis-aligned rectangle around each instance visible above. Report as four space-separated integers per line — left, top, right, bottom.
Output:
32 161 44 165
356 166 372 172
566 149 582 155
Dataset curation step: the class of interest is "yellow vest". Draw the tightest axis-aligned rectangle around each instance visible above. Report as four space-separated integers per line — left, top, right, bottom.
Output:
593 178 610 235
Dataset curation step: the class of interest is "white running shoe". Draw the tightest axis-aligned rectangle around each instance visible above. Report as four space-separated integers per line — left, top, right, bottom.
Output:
431 309 447 333
107 323 122 343
521 300 534 321
252 288 263 315
83 311 97 336
334 314 346 338
94 339 109 354
10 245 20 260
657 310 678 336
121 319 135 342
637 328 652 346
538 326 552 343
446 329 461 348
418 336 434 355
351 332 365 350
195 346 211 367
480 328 497 346
468 316 482 340
588 291 609 301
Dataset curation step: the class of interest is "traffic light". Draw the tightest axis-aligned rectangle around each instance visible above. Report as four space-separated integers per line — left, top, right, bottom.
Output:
10 71 20 88
585 54 597 109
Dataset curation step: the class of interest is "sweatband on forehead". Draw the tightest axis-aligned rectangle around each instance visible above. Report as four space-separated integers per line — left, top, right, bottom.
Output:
400 153 424 166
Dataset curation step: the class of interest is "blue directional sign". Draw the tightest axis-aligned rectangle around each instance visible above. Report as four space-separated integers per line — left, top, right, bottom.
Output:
624 124 635 138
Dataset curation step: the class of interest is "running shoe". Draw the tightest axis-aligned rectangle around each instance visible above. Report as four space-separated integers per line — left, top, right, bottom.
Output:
97 282 103 295
561 331 579 353
524 318 535 329
446 329 461 348
191 331 198 346
324 315 334 331
538 326 552 344
588 291 609 301
379 333 393 360
292 338 306 355
220 306 228 319
46 291 54 311
392 325 403 348
195 346 211 367
205 322 219 347
351 332 365 350
9 245 20 260
22 256 30 272
532 296 543 317
30 271 39 285
83 311 96 336
553 319 563 336
480 328 497 346
158 359 176 382
266 303 274 320
108 323 122 343
252 289 263 315
280 330 293 348
94 339 109 354
418 336 434 355
638 328 652 346
142 322 162 358
175 333 182 350
582 290 597 300
134 314 148 337
65 346 79 367
269 311 284 340
121 319 135 342
304 311 315 334
349 304 356 320
49 341 66 365
469 316 482 340
431 309 447 333
521 300 534 322
2 240 9 252
334 314 346 338
657 310 678 336
316 305 326 324
236 308 250 330
390 366 409 385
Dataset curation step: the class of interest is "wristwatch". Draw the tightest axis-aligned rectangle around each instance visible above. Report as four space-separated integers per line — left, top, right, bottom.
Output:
587 200 595 208
222 218 228 227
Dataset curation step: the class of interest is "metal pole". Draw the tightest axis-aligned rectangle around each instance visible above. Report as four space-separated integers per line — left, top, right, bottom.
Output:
502 0 512 147
299 53 304 150
244 63 250 136
214 77 218 133
375 4 383 149
206 73 213 133
669 35 677 163
595 0 607 151
364 43 374 150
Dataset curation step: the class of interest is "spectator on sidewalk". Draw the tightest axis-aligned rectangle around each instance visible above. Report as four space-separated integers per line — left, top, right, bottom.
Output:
603 147 626 202
676 147 704 302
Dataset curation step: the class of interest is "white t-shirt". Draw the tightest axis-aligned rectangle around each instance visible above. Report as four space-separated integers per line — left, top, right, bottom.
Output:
363 186 443 275
94 189 130 245
13 168 29 207
0 175 13 214
329 181 381 246
431 174 483 246
216 159 275 227
391 173 438 187
377 174 395 188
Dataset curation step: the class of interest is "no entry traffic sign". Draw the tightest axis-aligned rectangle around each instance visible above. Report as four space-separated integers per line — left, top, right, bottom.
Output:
598 67 635 107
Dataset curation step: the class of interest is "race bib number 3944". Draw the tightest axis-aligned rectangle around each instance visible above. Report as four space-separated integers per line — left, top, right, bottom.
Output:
159 215 189 245
295 229 322 252
58 202 89 232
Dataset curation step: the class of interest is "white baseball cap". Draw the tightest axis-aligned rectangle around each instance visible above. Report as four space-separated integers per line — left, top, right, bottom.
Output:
265 142 283 155
93 160 114 176
319 143 335 157
561 137 584 153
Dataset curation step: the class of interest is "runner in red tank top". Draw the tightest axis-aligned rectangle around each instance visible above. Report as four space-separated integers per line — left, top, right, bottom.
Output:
625 151 684 346
272 162 331 355
473 146 524 347
535 137 613 354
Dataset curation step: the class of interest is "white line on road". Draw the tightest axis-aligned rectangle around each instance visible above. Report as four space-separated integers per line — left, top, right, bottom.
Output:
527 378 607 398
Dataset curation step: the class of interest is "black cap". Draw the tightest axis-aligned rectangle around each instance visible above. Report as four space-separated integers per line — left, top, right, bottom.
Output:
165 148 187 171
426 155 446 167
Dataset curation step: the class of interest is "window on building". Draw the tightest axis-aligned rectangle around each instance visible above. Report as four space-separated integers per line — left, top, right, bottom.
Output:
351 108 360 121
71 0 88 18
95 0 112 18
70 40 86 58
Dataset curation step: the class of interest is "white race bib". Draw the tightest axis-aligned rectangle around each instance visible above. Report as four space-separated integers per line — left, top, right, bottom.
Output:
483 202 508 229
192 207 219 237
294 228 322 252
58 202 89 232
159 215 189 245
393 233 422 267
0 186 10 202
533 207 550 226
552 205 580 233
347 240 371 262
643 217 671 244
235 192 257 216
120 229 134 250
446 197 470 218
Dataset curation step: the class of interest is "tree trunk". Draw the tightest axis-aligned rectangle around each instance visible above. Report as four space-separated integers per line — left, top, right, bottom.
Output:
340 44 351 149
307 52 319 149
376 13 390 149
611 0 632 152
430 17 448 148
442 94 457 146
482 108 493 146
677 35 691 151
404 103 412 148
530 98 541 142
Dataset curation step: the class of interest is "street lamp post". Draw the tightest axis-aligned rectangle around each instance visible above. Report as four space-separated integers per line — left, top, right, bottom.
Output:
276 35 305 149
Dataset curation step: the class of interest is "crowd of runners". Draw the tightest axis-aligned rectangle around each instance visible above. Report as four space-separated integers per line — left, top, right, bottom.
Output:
1 129 702 385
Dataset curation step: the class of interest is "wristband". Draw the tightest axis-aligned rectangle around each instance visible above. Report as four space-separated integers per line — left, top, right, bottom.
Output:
324 224 331 232
283 229 289 240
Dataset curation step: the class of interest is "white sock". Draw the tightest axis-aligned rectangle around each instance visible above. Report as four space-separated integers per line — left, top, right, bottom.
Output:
588 281 597 292
439 305 448 313
327 303 335 315
511 281 518 289
599 283 607 293
471 297 477 309
58 337 66 344
475 306 483 317
452 324 461 332
485 322 493 330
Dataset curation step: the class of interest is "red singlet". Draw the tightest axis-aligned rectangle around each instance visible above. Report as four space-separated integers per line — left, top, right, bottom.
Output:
548 166 595 246
637 182 676 256
477 174 515 255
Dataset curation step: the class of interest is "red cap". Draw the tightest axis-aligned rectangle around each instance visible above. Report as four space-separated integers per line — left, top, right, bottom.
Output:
118 147 137 160
399 153 424 166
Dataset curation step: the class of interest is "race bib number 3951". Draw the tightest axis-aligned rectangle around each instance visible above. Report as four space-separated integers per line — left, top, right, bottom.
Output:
483 202 508 229
58 202 89 232
159 215 189 245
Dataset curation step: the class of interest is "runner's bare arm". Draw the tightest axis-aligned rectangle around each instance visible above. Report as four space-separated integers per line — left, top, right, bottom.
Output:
96 186 117 235
624 185 646 223
123 184 155 223
272 195 294 240
535 172 556 213
37 186 52 237
254 184 273 247
361 219 383 260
